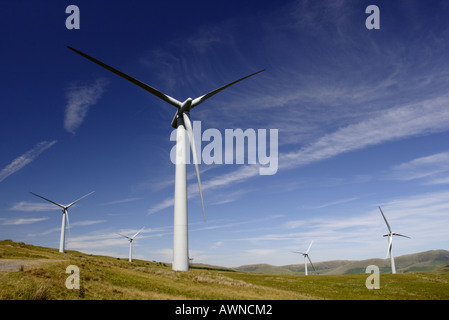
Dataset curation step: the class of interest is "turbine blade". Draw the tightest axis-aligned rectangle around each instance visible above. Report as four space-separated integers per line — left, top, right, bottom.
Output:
29 192 65 209
191 69 265 108
65 211 71 244
117 233 131 240
307 255 316 271
182 113 206 222
67 46 181 108
170 110 179 129
378 206 392 233
386 236 393 259
131 227 145 240
66 191 95 209
306 240 314 254
394 233 411 239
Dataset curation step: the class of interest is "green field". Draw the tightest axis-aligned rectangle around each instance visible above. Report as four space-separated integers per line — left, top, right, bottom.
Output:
1 240 448 300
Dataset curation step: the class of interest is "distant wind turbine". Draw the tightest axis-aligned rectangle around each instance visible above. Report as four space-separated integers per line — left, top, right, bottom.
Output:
117 227 144 262
68 46 264 271
30 191 94 253
378 206 411 274
293 240 316 276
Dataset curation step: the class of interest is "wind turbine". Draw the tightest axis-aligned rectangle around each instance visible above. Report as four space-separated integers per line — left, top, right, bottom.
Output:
117 227 144 262
68 46 264 271
293 240 316 276
378 206 411 274
29 191 94 253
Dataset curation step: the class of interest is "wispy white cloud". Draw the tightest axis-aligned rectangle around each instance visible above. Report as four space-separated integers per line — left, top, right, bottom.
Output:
425 176 449 185
2 217 48 225
10 201 60 212
310 197 359 209
211 241 224 249
385 151 449 184
201 165 260 191
189 216 284 239
70 220 106 227
0 140 57 183
64 78 108 134
68 234 125 250
282 95 449 170
147 197 174 215
190 220 247 232
27 227 60 237
101 197 143 206
282 220 306 230
147 166 260 214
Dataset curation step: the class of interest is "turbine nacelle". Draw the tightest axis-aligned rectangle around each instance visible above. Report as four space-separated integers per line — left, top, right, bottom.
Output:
171 98 193 128
180 98 193 113
383 232 410 238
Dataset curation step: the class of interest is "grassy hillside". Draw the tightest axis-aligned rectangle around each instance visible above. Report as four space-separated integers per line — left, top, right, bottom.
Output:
235 250 449 275
1 240 448 300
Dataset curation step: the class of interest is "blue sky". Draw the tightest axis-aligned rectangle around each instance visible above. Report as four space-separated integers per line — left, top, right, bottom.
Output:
1 0 449 267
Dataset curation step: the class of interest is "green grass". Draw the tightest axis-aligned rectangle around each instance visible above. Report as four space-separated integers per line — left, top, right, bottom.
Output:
1 240 448 300
226 271 449 300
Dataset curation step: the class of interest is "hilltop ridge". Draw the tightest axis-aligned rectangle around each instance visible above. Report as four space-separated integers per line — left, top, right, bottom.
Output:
234 249 449 275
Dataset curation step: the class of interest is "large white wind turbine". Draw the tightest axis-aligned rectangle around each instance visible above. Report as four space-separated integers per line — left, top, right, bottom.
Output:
378 206 411 274
30 191 94 253
293 240 316 276
117 227 144 262
68 46 264 271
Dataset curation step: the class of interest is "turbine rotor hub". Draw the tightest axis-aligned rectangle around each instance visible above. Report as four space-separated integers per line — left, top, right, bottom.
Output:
171 98 193 128
179 97 193 114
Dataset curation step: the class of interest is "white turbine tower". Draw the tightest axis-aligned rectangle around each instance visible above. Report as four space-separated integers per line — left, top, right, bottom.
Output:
117 227 144 262
68 46 264 271
293 240 316 276
378 206 411 274
30 191 94 253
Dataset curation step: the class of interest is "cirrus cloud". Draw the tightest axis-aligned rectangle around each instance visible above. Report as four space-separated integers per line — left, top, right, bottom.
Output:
0 140 57 183
64 78 108 134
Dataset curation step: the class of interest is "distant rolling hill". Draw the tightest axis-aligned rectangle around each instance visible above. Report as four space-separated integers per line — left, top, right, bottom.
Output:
234 250 449 275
